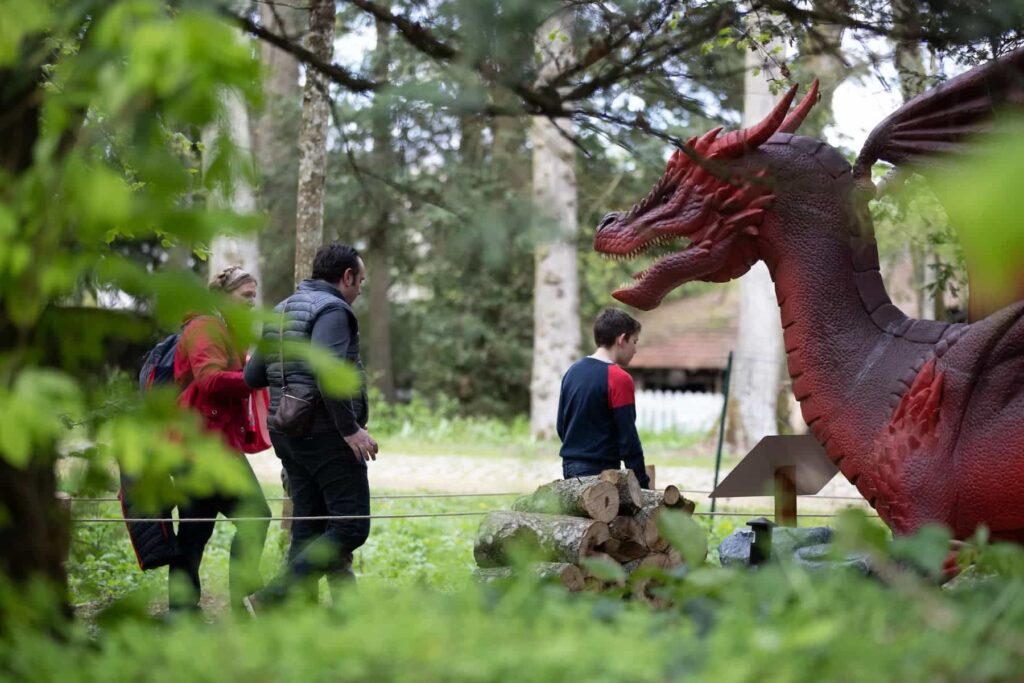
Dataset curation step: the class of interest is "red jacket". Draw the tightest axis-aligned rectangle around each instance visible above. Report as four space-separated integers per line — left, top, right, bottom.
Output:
174 314 271 453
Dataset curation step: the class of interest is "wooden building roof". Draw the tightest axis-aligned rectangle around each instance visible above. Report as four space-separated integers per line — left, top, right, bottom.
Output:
629 286 739 371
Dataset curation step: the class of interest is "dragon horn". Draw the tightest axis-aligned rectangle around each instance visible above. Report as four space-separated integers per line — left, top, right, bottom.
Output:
710 83 799 158
778 80 820 134
694 126 723 155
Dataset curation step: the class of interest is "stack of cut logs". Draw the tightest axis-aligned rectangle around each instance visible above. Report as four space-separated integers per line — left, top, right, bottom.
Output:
473 470 697 593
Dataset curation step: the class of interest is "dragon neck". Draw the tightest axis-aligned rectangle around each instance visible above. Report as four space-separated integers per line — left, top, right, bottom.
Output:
758 192 925 480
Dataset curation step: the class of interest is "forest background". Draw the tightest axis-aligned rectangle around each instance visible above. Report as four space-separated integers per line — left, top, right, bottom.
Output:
4 1 1024 680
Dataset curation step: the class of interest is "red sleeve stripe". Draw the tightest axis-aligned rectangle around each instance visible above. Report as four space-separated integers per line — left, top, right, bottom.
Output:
607 364 635 409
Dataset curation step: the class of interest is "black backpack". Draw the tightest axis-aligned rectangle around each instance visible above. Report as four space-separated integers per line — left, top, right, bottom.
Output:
138 332 182 391
118 474 180 571
122 329 186 570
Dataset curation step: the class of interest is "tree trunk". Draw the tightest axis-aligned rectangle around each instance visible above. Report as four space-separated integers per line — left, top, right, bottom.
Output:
254 1 301 305
599 469 642 514
512 477 619 523
205 88 262 302
529 9 580 439
730 28 787 452
293 0 335 286
366 10 396 402
0 457 69 617
474 511 610 568
893 1 943 322
473 562 585 591
0 53 69 622
797 0 851 138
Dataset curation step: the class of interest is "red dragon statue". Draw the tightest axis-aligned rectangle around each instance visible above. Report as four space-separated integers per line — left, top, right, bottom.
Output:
594 49 1024 542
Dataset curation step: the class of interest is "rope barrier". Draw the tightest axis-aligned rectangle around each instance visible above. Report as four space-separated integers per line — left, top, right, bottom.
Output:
693 511 880 519
64 490 870 504
74 511 492 524
72 507 880 524
66 492 527 504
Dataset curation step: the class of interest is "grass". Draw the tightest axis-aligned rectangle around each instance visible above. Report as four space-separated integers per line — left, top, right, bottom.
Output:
68 484 506 609
69 481 772 612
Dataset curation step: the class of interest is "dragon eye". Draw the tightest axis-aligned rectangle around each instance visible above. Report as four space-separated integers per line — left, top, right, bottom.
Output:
598 212 619 229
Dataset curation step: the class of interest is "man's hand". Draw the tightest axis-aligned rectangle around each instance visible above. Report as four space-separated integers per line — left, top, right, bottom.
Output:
344 428 379 463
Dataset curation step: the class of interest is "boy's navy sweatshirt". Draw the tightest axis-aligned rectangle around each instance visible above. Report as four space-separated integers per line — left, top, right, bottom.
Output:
556 357 648 488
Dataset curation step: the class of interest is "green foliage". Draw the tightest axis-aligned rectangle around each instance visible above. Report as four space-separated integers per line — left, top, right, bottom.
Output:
871 173 966 313
657 508 710 566
25 518 1024 682
0 369 82 467
934 119 1024 304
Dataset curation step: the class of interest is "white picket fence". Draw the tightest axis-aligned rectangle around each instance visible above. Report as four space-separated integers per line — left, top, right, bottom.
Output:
635 389 724 434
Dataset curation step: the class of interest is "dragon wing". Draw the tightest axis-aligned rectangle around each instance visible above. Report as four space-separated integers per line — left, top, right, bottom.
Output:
853 48 1024 181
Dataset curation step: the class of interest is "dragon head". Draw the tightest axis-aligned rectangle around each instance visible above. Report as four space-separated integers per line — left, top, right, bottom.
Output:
594 81 819 310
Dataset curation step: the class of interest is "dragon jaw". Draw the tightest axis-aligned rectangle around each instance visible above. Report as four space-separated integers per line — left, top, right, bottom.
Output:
593 80 820 310
593 157 774 310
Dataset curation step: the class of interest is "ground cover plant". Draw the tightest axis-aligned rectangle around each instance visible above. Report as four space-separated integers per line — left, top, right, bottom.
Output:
13 510 1024 682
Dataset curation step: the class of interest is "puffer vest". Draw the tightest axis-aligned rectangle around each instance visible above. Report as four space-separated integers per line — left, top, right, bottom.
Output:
263 279 368 434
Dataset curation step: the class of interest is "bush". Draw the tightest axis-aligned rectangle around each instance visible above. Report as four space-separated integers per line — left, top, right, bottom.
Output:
11 525 1024 682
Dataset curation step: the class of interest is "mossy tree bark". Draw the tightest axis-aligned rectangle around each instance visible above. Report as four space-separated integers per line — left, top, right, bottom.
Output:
474 511 610 568
512 477 619 523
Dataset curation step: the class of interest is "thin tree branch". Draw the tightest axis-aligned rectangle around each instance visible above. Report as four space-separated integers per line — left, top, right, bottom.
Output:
223 6 380 92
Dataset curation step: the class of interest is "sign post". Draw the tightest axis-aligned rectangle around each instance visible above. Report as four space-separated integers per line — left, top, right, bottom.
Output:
710 435 837 526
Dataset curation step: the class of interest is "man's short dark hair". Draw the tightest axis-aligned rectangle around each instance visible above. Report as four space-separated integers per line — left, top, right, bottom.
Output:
594 308 641 347
312 243 361 283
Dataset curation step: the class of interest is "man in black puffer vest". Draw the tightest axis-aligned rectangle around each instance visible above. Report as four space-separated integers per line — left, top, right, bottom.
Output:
243 243 378 608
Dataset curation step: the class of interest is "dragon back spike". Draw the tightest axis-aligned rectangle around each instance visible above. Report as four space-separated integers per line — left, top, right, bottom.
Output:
778 80 820 134
694 126 723 155
710 84 799 159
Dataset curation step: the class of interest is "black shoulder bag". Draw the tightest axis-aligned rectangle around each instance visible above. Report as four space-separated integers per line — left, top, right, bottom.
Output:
270 314 320 437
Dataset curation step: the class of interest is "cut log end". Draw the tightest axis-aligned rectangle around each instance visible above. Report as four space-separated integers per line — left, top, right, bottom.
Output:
599 469 643 513
581 520 611 556
581 480 619 523
662 485 682 507
600 538 648 563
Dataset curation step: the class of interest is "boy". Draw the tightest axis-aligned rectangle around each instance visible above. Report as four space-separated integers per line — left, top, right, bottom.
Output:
556 308 650 488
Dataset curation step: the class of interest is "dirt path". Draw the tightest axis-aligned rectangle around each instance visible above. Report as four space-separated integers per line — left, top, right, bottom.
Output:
246 450 865 514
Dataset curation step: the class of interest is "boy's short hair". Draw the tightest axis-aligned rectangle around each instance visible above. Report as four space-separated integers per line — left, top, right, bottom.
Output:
312 243 361 283
594 308 641 347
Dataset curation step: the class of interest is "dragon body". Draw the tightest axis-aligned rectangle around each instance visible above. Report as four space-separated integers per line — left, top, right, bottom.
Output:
594 50 1024 541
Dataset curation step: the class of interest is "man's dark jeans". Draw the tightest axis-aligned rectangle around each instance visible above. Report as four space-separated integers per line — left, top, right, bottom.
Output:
263 431 370 600
562 458 620 480
169 456 269 613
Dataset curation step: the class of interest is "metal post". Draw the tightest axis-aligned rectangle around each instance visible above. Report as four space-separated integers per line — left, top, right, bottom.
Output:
747 516 776 566
711 351 733 514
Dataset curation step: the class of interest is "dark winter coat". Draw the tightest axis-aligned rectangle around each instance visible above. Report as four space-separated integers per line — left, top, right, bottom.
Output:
244 279 368 436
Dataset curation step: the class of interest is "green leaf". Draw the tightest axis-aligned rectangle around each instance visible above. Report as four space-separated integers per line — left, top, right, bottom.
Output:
0 370 83 467
890 524 951 578
933 118 1024 307
657 509 708 565
0 0 53 66
834 508 890 554
580 556 626 583
286 342 361 398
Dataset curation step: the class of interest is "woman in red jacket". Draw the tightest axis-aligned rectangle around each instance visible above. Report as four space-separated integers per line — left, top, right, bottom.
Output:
170 266 271 613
